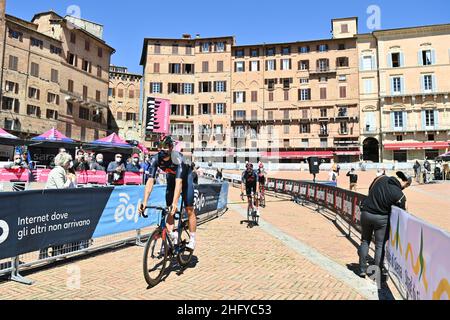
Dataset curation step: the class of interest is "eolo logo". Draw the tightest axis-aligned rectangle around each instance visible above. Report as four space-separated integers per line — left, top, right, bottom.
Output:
194 190 205 212
0 220 9 245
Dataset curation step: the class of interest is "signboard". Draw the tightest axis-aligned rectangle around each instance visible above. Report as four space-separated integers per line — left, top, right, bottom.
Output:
146 97 170 136
0 183 229 260
386 207 450 300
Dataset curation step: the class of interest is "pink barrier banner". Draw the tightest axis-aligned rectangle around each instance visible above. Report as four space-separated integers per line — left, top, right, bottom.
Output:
76 171 108 184
123 172 143 185
0 169 29 182
34 169 52 183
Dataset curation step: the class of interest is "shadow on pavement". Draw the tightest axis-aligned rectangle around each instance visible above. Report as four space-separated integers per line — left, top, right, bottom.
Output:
346 263 396 300
240 219 259 229
0 243 138 285
149 255 199 289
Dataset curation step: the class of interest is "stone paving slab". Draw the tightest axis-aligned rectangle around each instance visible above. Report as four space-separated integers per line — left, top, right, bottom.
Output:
0 201 368 300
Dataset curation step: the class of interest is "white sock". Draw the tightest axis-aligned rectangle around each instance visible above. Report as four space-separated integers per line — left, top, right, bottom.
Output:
190 233 196 242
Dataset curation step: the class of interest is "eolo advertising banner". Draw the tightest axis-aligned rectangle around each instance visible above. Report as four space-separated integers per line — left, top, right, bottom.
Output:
386 206 450 300
0 183 227 260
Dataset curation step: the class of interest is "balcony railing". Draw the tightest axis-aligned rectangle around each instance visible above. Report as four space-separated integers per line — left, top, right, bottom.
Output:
309 68 336 74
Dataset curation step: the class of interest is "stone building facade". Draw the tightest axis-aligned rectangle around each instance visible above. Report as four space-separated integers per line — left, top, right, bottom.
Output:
108 65 142 141
0 6 115 143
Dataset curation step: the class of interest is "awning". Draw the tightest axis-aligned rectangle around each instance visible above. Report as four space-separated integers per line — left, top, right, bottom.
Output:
261 151 334 159
334 151 361 156
384 142 450 151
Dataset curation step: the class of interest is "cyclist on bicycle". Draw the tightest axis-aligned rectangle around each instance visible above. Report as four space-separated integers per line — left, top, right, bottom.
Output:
257 162 266 207
139 136 197 251
240 163 260 217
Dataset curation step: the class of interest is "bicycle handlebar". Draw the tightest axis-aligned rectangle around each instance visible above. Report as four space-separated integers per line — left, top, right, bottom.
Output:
145 206 167 211
141 205 182 219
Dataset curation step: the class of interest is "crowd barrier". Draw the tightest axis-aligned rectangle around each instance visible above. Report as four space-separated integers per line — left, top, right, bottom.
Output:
0 182 229 285
0 168 145 186
197 162 415 172
211 171 449 300
386 207 450 300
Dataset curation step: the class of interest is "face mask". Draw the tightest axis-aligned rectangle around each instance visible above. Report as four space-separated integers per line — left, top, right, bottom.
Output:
69 161 74 169
160 150 169 158
97 159 103 164
116 158 121 163
14 159 22 165
133 158 139 164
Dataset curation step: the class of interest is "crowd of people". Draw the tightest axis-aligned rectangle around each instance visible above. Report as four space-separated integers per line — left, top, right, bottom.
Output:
45 148 157 189
412 158 448 183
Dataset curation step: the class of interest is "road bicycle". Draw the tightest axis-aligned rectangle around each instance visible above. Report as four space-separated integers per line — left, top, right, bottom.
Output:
259 185 266 208
241 192 259 226
142 204 193 287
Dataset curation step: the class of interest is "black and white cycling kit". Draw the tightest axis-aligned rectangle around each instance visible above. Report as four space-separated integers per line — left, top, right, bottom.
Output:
148 151 195 207
242 169 258 196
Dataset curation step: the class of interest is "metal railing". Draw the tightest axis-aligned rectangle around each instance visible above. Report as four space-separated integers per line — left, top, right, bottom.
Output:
0 185 228 285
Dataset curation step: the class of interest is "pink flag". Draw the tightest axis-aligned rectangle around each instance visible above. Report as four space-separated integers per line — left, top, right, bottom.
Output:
146 98 170 135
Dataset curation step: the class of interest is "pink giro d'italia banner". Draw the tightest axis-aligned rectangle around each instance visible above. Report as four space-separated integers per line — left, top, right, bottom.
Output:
386 206 450 300
146 97 170 135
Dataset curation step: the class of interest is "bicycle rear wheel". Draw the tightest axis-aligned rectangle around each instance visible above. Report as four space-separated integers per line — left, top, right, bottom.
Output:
143 228 168 287
177 221 193 267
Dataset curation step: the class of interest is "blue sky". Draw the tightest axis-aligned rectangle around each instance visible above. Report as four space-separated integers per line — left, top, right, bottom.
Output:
6 0 450 74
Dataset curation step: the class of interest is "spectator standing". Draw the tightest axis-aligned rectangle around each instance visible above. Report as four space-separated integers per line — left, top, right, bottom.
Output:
142 154 152 184
49 148 67 169
332 162 338 174
5 153 30 191
358 171 412 278
107 154 125 183
336 164 341 176
346 168 358 191
5 153 29 170
328 169 337 185
73 150 89 172
216 168 223 182
413 160 422 183
86 153 94 168
126 153 143 173
90 154 106 172
423 158 431 183
45 153 75 189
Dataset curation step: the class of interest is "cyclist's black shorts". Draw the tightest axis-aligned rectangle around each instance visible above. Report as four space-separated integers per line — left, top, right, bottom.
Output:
166 169 195 208
245 183 257 197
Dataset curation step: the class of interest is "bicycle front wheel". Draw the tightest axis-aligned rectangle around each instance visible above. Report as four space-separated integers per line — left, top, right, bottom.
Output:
143 228 168 287
177 221 193 267
252 210 259 226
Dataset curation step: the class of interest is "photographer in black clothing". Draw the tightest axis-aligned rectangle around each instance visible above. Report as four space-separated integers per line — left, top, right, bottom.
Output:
346 168 358 191
73 150 89 172
358 171 412 278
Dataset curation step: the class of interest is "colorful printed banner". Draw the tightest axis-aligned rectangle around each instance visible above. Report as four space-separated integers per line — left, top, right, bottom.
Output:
146 97 170 135
0 183 228 260
386 206 450 300
0 169 29 182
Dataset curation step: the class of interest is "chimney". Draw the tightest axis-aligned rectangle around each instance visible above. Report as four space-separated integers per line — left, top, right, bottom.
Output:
182 34 191 39
195 34 201 39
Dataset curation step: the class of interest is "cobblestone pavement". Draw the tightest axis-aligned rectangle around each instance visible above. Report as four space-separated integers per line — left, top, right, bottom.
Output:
0 186 391 300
